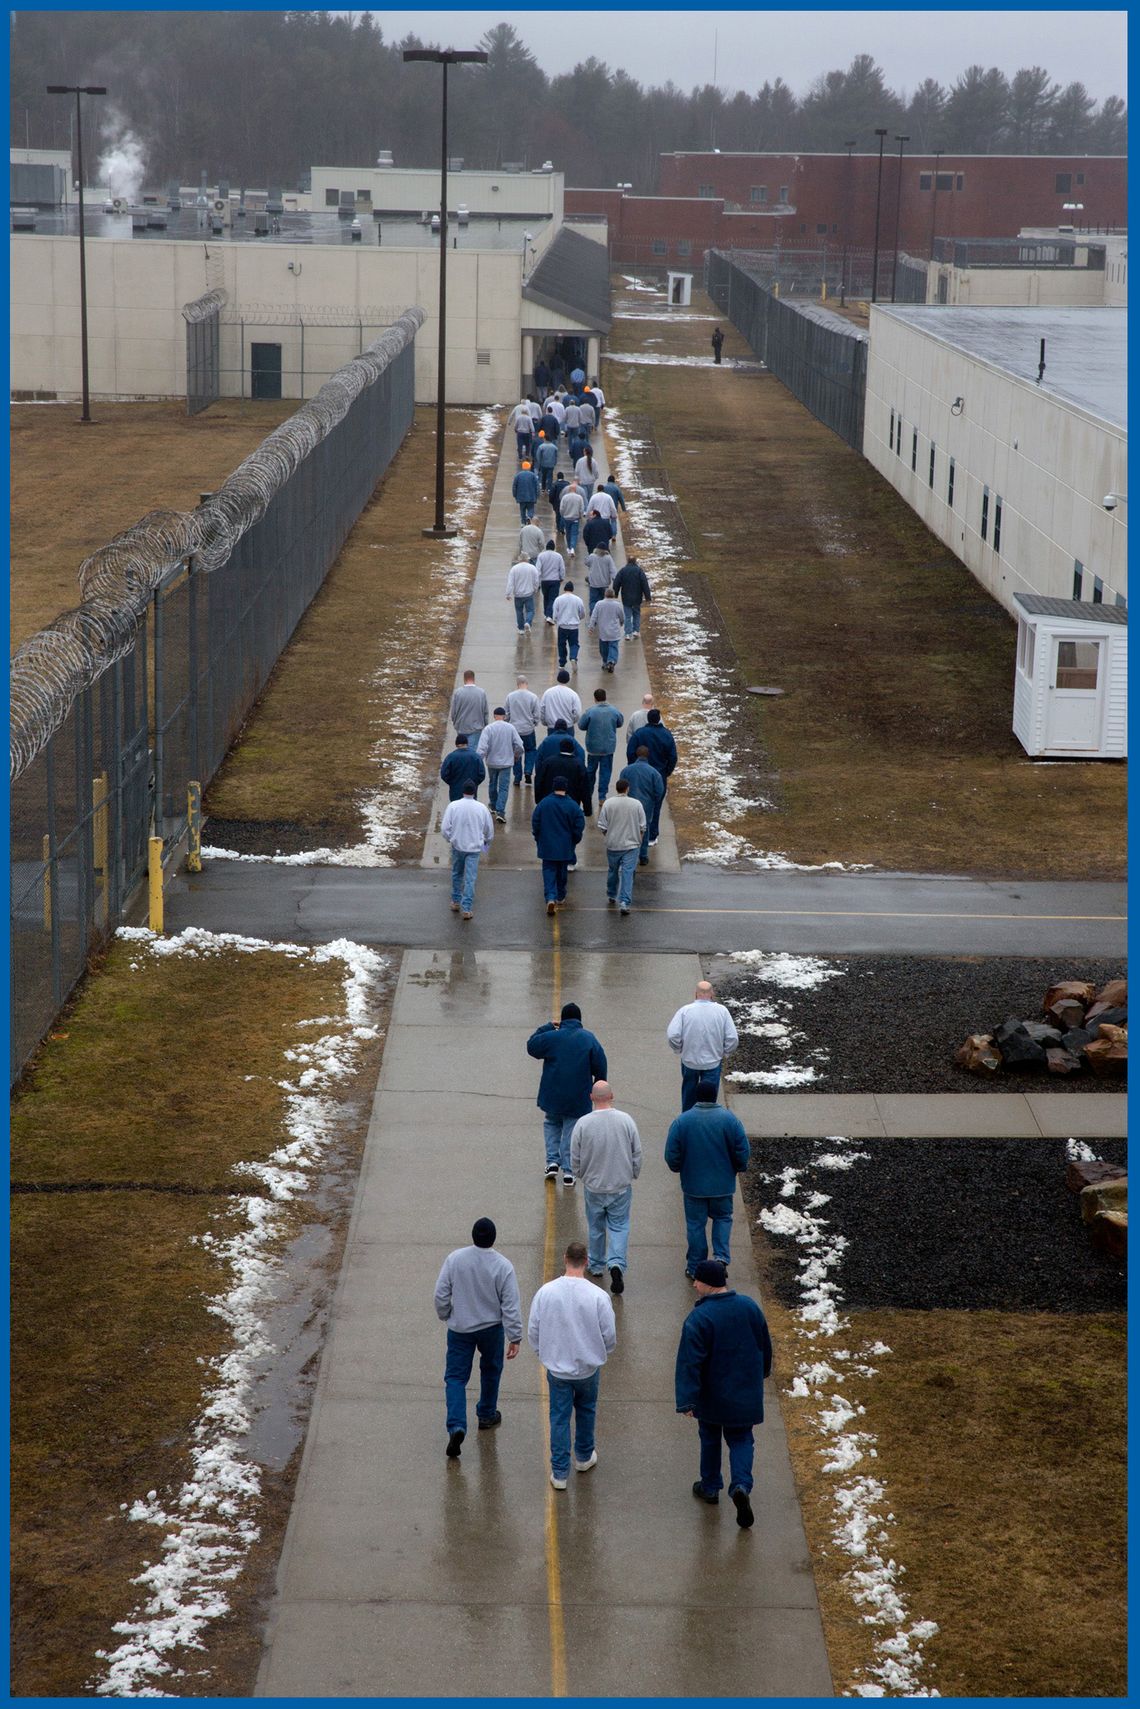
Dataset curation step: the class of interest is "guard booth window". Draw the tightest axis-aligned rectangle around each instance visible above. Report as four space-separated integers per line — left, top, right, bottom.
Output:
1055 640 1100 690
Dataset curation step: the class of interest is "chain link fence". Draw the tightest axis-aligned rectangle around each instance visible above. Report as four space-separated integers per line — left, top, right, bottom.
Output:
11 308 423 1084
706 249 869 449
183 288 225 415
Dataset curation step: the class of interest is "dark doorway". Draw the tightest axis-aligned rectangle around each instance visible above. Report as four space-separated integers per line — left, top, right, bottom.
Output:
251 342 283 399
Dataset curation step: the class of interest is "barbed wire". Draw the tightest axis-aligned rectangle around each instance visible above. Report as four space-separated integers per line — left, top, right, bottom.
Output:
218 302 408 327
181 287 228 324
10 306 425 781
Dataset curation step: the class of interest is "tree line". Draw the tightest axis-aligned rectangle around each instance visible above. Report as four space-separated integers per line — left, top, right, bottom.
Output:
9 13 1128 195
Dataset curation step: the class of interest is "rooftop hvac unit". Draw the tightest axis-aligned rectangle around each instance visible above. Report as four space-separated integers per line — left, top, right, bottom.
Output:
105 196 130 215
254 211 269 235
350 218 362 242
430 212 440 231
376 149 395 167
11 207 37 231
132 212 148 234
457 203 469 224
448 156 464 171
266 186 284 214
147 209 168 228
503 161 524 174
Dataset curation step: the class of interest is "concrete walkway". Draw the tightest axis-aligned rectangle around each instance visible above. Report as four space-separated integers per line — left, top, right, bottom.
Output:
731 1091 1127 1139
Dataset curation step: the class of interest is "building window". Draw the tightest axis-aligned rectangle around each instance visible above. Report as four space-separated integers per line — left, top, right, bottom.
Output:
1092 576 1104 604
324 188 339 207
651 239 667 255
676 238 691 256
981 484 989 541
816 222 828 234
936 172 954 191
1018 620 1035 678
993 495 1002 552
698 183 715 198
896 417 903 459
750 185 767 204
911 428 918 472
1073 559 1084 599
955 173 965 191
356 188 370 201
1055 172 1072 194
1115 592 1127 609
778 185 789 203
832 221 839 233
948 457 955 508
1076 172 1085 186
928 443 936 488
919 172 933 191
889 407 895 451
800 222 807 234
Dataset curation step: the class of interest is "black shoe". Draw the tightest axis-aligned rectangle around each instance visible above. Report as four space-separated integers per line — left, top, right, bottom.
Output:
731 1488 755 1528
477 1412 502 1431
692 1481 719 1505
446 1429 465 1459
610 1266 625 1295
684 1269 695 1279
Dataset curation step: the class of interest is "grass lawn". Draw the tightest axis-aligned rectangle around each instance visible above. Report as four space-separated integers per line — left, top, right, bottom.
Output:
10 933 392 1697
603 278 1125 879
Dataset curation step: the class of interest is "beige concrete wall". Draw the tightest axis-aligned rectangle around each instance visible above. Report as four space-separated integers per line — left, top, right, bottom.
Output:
311 165 562 220
864 307 1127 614
928 263 1109 307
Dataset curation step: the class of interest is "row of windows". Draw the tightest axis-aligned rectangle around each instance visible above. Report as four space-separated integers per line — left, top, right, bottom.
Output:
747 185 790 205
650 238 692 256
1055 171 1087 193
887 407 997 546
1071 560 1116 605
918 172 965 192
324 187 369 206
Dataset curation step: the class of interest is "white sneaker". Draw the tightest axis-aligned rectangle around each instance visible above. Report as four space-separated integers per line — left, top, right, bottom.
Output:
574 1451 598 1473
525 622 531 632
550 1473 568 1490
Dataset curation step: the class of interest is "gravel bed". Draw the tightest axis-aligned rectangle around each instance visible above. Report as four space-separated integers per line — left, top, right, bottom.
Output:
715 954 1126 1094
744 1136 1127 1313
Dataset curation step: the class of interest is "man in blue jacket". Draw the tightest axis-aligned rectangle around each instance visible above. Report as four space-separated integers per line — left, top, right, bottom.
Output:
512 460 540 524
578 688 625 807
625 711 676 845
439 733 486 801
675 1258 772 1527
619 746 667 864
526 1000 608 1185
664 1081 751 1276
531 776 586 915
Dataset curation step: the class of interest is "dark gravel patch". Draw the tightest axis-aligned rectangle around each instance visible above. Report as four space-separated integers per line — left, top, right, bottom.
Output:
203 816 352 857
744 1136 1127 1313
718 954 1126 1094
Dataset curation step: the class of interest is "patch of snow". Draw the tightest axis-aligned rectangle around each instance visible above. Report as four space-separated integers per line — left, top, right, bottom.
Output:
731 1063 820 1088
724 949 846 990
93 928 392 1696
1065 1138 1098 1162
620 274 659 293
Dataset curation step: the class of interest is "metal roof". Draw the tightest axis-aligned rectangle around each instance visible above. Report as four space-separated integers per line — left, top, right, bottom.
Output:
523 226 612 332
1014 593 1127 624
879 306 1126 429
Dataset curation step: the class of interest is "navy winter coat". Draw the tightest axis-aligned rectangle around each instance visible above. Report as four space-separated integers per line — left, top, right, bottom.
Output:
582 513 615 554
531 791 586 861
534 751 593 815
664 1104 750 1197
675 1291 772 1426
619 759 666 818
612 562 651 608
440 747 487 801
527 1017 608 1120
538 412 561 442
535 730 585 769
513 468 540 504
627 721 677 777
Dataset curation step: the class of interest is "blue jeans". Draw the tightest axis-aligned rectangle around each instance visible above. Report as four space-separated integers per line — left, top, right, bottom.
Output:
543 1113 578 1172
564 519 580 551
683 1192 734 1270
579 482 595 504
682 1062 722 1111
538 465 553 492
697 1419 755 1496
557 627 580 666
606 846 638 908
449 849 480 912
541 581 559 619
542 859 570 904
547 1368 599 1478
516 431 533 460
587 752 613 803
518 502 535 524
513 731 537 783
623 604 641 636
584 1185 632 1272
514 594 535 630
598 638 619 668
488 767 511 816
588 586 605 614
445 1324 505 1434
648 782 665 842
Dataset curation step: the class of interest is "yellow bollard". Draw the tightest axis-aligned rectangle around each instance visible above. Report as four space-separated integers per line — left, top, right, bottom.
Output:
187 781 202 874
42 834 52 931
773 280 780 299
148 835 164 935
821 280 828 303
92 770 109 877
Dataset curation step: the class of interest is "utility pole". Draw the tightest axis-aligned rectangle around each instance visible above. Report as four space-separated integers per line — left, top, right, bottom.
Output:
46 83 106 423
890 133 909 301
870 128 888 303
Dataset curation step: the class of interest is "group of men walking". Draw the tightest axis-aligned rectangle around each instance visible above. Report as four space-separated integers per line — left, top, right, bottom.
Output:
434 980 770 1522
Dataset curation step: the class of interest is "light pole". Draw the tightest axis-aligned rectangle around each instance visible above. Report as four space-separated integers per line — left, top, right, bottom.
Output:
929 148 944 260
840 139 856 306
46 83 106 423
870 128 888 303
890 133 909 301
403 47 488 538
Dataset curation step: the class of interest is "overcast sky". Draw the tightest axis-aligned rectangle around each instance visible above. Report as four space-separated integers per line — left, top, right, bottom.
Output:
367 10 1128 103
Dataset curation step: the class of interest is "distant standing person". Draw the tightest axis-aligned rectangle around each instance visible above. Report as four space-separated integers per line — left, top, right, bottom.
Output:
505 556 541 633
440 732 486 802
506 675 541 788
477 707 524 822
450 668 490 751
513 460 539 525
675 1258 772 1528
711 326 724 364
666 981 739 1109
440 781 494 920
534 432 559 493
589 586 624 674
526 1001 608 1182
529 1240 616 1489
597 778 646 915
664 1080 750 1274
570 1081 642 1293
531 776 586 916
612 557 651 639
434 1216 523 1459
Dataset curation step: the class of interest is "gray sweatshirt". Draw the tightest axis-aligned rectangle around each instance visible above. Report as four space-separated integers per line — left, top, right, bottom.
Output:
528 1274 617 1379
666 1000 740 1069
450 682 490 738
586 552 616 589
539 684 582 729
478 720 524 768
597 793 646 851
627 708 653 737
506 688 541 736
570 1107 643 1193
518 523 546 560
435 1244 523 1342
589 599 625 642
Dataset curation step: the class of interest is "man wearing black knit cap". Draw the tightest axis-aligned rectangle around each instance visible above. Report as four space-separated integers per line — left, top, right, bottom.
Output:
527 1002 608 1185
434 1218 523 1460
675 1259 773 1528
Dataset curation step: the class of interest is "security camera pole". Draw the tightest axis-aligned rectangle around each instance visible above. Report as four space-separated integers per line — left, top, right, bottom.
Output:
403 47 489 538
46 82 107 423
870 128 888 303
890 134 909 302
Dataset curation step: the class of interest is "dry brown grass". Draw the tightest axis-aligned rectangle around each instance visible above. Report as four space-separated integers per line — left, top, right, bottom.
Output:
10 400 294 650
203 406 500 857
605 279 1126 879
10 936 392 1697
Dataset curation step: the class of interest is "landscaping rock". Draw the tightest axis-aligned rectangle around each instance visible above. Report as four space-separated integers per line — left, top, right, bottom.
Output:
1085 1037 1128 1078
993 1020 1048 1068
955 1033 1002 1075
1066 1158 1127 1194
1090 1209 1128 1261
1045 997 1088 1032
1046 1047 1082 1076
1043 980 1097 1014
1060 1026 1097 1055
1097 1023 1128 1045
1094 978 1127 1010
1086 1002 1128 1028
1080 1176 1128 1223
1023 1021 1065 1047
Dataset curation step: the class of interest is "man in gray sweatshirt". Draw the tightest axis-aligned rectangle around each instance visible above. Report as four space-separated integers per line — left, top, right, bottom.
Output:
528 1241 617 1488
570 1081 642 1292
597 778 647 913
450 669 490 747
435 1216 523 1459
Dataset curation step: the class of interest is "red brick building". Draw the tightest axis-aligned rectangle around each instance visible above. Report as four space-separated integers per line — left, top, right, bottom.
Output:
566 152 1126 271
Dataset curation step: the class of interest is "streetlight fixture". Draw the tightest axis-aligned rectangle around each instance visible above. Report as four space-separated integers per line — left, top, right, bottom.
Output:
890 133 909 301
870 128 888 303
46 83 106 423
929 148 944 260
403 47 489 538
840 139 856 306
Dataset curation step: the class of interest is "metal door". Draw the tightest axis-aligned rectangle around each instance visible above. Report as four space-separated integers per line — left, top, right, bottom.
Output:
251 341 283 399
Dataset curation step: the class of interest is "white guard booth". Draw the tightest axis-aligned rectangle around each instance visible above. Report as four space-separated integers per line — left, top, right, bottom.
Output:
666 271 693 306
1012 594 1127 758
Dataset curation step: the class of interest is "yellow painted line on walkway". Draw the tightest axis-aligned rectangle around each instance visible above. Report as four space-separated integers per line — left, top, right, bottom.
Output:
542 908 568 1697
574 905 1125 923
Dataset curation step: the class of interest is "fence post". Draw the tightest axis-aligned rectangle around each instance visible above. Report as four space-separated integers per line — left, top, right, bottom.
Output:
152 582 164 848
92 769 108 875
148 835 164 934
42 835 52 932
187 782 202 873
